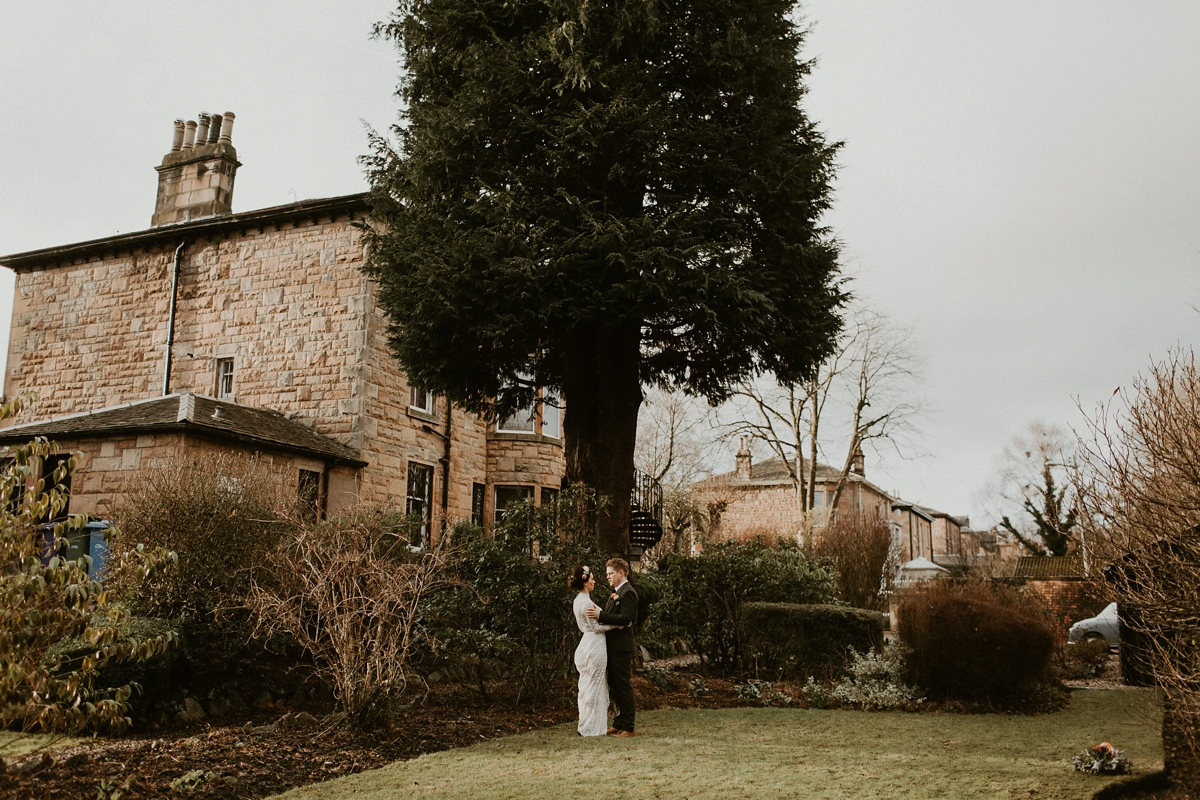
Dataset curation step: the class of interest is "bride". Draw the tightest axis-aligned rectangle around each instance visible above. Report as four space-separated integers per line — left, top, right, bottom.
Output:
571 565 615 736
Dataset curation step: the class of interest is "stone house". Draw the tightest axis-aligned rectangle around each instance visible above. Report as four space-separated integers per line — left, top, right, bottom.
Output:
0 112 565 543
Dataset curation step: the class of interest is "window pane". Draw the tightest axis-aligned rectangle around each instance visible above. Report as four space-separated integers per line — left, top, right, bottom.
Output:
298 469 322 522
494 485 534 524
409 385 434 413
498 406 536 432
471 482 486 527
540 391 560 439
406 462 434 547
216 359 234 399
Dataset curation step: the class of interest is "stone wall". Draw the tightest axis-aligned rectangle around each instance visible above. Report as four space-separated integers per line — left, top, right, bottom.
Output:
36 431 324 519
702 479 893 544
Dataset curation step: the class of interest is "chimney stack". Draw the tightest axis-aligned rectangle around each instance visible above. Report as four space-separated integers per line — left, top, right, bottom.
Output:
736 437 752 481
851 445 865 477
152 110 241 226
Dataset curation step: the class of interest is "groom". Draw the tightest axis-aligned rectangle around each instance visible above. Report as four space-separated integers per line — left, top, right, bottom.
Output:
586 557 639 737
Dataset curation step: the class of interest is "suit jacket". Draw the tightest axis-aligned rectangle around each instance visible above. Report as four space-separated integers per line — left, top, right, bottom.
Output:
597 581 639 653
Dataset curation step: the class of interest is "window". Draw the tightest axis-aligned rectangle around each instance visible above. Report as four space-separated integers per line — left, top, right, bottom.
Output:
409 385 434 414
493 485 534 524
540 487 559 507
497 379 561 438
498 403 536 433
471 483 486 527
216 358 235 399
406 462 434 548
298 469 322 522
40 454 72 520
2 459 25 514
541 389 561 439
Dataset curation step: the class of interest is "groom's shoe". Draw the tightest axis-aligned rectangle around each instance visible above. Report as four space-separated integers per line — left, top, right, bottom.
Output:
606 727 618 735
609 729 635 738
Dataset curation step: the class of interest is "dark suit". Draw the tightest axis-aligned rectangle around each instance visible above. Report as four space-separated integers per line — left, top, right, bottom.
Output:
597 580 639 732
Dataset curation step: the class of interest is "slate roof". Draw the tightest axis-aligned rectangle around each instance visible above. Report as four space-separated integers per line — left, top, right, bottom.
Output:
0 193 369 272
0 393 366 467
747 457 842 483
1012 555 1085 579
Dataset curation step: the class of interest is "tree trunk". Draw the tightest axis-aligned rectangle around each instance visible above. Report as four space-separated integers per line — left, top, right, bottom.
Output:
561 321 643 556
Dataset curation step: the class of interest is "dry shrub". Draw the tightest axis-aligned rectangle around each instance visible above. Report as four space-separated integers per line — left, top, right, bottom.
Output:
811 511 899 610
248 509 455 729
109 452 287 620
1076 348 1200 784
897 580 1055 704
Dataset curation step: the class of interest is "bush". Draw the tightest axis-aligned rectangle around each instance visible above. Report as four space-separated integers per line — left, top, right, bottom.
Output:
108 453 289 678
811 511 899 610
896 580 1056 704
248 507 454 729
1058 638 1111 680
0 396 176 734
830 644 923 711
419 486 606 705
651 540 838 674
741 602 884 677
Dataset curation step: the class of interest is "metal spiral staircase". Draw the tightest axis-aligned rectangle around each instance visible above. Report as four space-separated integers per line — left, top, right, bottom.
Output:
629 468 664 558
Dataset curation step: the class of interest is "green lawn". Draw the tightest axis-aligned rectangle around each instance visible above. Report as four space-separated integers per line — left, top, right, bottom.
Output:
0 731 78 758
270 690 1161 799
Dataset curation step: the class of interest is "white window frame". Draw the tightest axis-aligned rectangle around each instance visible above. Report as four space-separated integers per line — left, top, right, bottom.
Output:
409 385 435 414
216 358 235 400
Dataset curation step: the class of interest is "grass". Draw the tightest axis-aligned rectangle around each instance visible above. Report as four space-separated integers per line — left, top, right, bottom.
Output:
269 689 1161 799
0 731 78 758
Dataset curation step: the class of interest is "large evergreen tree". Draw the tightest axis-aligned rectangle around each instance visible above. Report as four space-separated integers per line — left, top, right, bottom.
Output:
364 0 845 553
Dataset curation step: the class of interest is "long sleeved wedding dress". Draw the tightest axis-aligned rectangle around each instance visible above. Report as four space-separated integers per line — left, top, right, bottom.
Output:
573 592 614 736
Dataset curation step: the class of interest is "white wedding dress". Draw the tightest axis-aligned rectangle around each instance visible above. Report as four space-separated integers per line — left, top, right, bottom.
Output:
573 592 614 736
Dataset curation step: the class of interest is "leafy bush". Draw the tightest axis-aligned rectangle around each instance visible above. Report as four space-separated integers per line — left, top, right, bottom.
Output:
897 580 1056 704
830 644 923 711
108 453 289 678
741 602 885 677
651 541 838 674
802 677 834 709
637 665 676 689
248 507 454 729
811 511 899 610
420 486 606 705
0 396 176 733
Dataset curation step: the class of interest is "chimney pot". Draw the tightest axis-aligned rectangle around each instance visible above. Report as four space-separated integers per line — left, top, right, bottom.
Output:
182 120 197 150
207 113 222 144
170 119 185 152
218 111 235 144
195 113 211 146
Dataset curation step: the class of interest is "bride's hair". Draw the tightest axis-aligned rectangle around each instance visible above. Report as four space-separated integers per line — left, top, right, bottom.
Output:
569 565 590 591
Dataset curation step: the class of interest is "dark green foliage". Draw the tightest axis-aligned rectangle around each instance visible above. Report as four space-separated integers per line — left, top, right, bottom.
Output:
1058 638 1110 680
897 580 1057 705
420 486 609 705
364 0 845 552
650 541 838 674
1000 459 1077 557
742 602 884 677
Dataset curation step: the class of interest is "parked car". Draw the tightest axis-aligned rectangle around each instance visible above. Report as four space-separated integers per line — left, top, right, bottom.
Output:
1068 602 1119 648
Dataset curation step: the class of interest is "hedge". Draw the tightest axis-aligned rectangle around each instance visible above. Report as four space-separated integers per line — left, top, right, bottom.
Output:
742 602 885 677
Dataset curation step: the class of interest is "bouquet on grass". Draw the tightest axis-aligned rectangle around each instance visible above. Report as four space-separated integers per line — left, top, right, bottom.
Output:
1072 742 1131 775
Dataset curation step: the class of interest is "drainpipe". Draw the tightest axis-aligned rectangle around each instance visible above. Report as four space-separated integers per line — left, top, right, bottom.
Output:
441 401 452 532
162 241 187 396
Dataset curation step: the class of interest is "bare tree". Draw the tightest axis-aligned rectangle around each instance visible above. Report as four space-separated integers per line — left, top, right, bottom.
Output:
987 423 1079 556
722 307 922 534
1075 348 1200 789
635 388 718 556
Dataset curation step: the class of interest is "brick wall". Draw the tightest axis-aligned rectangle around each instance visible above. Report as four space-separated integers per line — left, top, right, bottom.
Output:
1017 578 1108 643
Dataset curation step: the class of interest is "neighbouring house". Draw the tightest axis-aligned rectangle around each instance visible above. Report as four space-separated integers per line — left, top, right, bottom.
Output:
0 111 569 545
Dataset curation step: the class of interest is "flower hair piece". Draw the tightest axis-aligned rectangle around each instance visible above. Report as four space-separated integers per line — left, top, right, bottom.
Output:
581 566 590 577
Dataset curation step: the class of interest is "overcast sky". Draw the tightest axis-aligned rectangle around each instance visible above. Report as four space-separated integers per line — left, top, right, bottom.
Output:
1 2 1197 526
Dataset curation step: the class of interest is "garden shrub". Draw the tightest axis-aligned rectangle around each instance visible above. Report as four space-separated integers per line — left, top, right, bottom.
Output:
419 486 607 706
0 396 176 734
830 644 923 711
651 540 838 674
248 507 454 729
811 511 899 610
741 602 884 677
108 452 289 682
1058 638 1111 680
897 579 1056 704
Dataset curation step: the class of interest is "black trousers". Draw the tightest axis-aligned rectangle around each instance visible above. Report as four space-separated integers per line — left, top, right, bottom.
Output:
607 648 635 731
